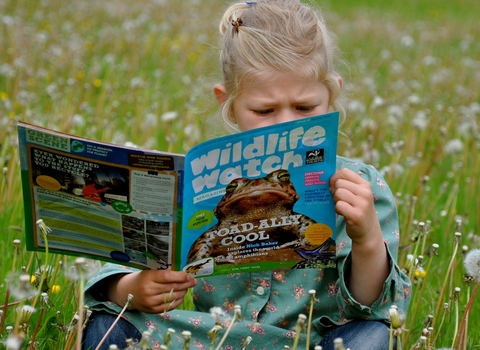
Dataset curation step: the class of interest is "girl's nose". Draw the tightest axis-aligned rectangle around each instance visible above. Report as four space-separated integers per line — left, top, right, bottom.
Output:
274 110 297 124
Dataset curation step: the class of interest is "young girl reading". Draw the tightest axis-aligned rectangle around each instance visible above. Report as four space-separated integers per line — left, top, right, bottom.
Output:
83 1 411 349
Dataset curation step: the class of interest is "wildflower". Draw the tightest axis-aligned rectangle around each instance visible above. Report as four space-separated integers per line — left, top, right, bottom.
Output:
462 249 480 282
93 79 102 88
415 266 427 278
51 285 61 293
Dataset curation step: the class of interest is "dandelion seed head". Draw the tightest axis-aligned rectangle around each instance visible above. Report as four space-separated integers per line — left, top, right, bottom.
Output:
5 336 23 350
64 258 101 281
463 249 480 282
36 219 52 236
160 111 178 122
234 304 242 318
444 139 464 154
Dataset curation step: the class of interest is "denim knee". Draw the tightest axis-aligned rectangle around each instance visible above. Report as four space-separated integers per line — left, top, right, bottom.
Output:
82 311 142 350
319 320 395 350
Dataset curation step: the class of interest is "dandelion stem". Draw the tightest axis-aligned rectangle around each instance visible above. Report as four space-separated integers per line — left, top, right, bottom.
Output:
453 282 479 350
404 255 434 345
432 233 460 328
0 240 21 334
94 294 133 350
214 313 238 350
28 304 46 350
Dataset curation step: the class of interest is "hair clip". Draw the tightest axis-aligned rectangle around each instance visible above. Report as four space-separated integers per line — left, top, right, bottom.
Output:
245 1 256 5
231 18 244 33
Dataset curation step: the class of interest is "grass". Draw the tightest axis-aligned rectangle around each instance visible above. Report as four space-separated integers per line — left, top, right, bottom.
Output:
0 0 479 348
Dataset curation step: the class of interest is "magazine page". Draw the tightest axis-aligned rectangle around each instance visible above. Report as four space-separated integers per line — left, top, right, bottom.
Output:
18 122 184 270
181 112 339 277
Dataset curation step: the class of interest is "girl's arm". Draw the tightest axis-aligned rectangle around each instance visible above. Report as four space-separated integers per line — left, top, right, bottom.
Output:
330 167 389 306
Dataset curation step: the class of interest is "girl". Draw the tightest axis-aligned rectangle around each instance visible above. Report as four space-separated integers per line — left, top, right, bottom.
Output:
83 1 411 349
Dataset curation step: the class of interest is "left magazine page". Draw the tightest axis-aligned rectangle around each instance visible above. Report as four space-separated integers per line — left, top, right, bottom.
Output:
17 122 185 270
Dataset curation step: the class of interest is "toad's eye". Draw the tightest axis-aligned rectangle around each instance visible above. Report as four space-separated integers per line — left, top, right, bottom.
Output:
226 181 239 193
276 170 290 182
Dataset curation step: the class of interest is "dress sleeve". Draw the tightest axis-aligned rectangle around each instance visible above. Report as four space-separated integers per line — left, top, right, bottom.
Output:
334 161 411 322
84 263 139 312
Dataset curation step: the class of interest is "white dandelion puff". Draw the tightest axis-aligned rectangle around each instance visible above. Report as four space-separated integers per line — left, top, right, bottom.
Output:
463 249 480 282
444 139 464 154
160 111 178 122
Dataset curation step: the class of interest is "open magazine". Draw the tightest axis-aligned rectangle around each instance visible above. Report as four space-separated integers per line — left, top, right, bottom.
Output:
18 112 339 277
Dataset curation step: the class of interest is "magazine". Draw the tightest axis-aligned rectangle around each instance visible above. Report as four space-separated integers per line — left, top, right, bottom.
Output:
18 112 339 277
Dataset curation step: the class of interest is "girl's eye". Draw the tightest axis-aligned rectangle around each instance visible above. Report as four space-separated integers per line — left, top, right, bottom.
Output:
253 109 273 115
296 106 315 112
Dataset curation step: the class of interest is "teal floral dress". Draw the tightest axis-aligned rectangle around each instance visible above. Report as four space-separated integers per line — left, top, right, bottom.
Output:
85 157 411 349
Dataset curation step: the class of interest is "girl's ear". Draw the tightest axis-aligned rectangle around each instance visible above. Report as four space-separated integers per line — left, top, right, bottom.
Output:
213 84 227 105
336 76 343 89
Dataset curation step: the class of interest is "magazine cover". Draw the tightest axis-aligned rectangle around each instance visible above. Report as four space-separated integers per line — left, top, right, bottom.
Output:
18 123 185 270
181 112 339 277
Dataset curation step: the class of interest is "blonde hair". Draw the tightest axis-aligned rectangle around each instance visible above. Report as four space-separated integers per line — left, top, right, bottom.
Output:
217 0 345 133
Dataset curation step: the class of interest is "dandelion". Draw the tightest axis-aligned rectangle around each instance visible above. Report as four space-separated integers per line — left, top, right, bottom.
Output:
94 294 134 350
4 335 24 350
241 336 252 350
207 325 223 349
453 249 480 349
463 249 480 282
93 79 102 88
209 306 228 325
9 274 37 300
333 337 346 350
160 111 178 122
51 285 61 293
164 328 175 348
64 258 102 281
36 219 51 236
215 305 242 350
182 331 192 350
444 139 464 154
292 314 306 350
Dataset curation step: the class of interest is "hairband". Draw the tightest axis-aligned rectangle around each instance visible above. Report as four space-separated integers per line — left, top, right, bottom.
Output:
231 18 244 33
245 1 256 4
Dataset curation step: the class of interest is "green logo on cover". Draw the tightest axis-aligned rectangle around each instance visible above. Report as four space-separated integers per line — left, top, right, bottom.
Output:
112 201 133 214
71 140 85 153
187 210 216 229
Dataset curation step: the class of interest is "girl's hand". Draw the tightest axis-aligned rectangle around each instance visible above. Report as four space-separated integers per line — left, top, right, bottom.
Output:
330 168 389 306
329 168 382 245
107 270 198 314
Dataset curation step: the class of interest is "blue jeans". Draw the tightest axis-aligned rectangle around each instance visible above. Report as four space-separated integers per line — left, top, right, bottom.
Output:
83 312 395 350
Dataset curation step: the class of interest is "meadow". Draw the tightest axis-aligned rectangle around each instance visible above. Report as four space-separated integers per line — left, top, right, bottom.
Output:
0 0 479 349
